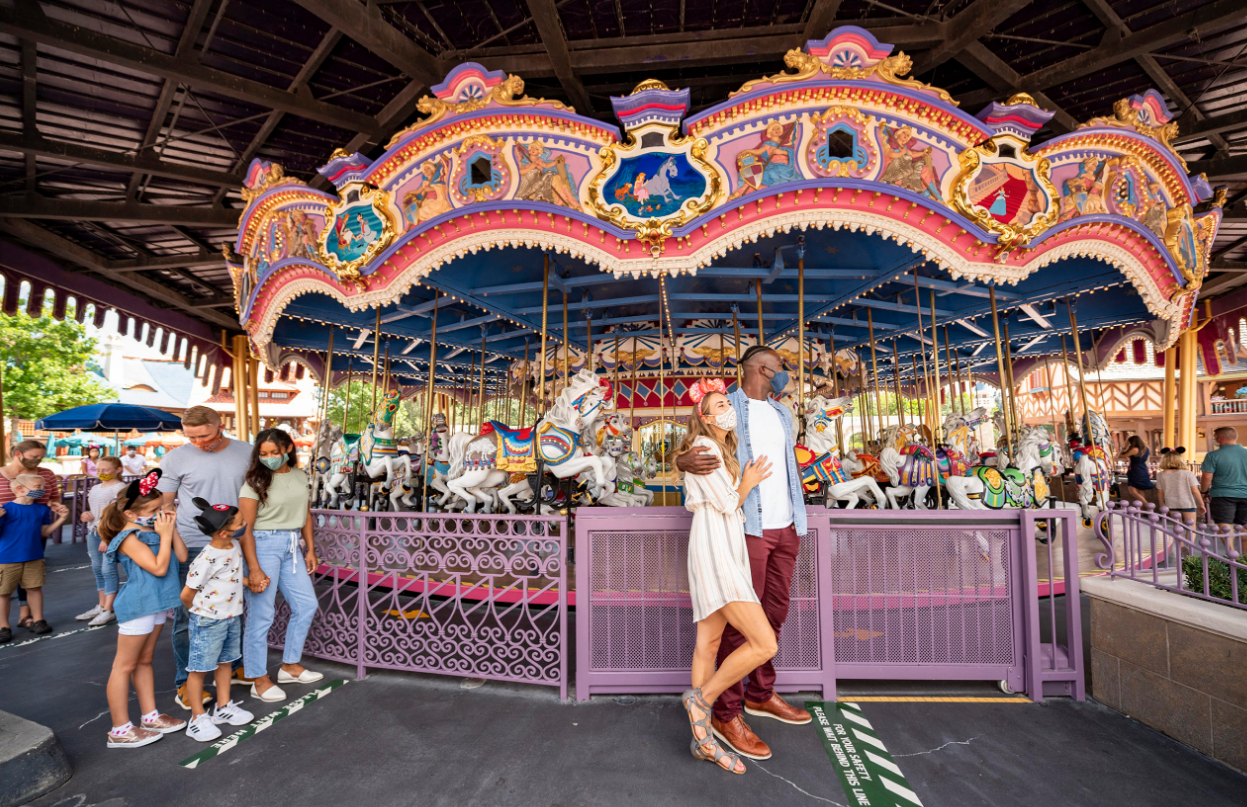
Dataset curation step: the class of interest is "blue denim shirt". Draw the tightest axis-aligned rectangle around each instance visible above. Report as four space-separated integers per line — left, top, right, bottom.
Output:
728 388 807 537
105 527 182 623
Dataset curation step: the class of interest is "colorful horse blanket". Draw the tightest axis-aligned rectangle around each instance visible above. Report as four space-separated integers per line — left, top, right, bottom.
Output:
489 420 581 472
968 466 1050 509
795 444 852 492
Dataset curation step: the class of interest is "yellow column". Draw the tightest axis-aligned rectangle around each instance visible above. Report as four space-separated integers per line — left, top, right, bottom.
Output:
1177 330 1198 451
1162 346 1176 448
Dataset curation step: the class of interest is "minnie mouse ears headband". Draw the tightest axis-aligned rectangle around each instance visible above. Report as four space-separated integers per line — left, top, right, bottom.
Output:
1160 447 1187 455
123 469 162 510
689 378 727 413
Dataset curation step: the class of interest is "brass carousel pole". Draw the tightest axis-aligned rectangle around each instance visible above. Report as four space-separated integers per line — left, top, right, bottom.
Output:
613 332 621 433
342 357 353 436
928 289 944 508
912 276 935 437
1059 334 1077 425
1067 297 1103 459
798 237 806 427
945 326 961 415
477 331 487 429
755 281 765 346
1043 357 1061 447
420 292 439 510
828 328 845 454
562 288 570 392
989 286 1013 464
315 325 334 464
731 304 743 387
629 336 638 449
1002 320 1022 446
891 340 905 429
658 276 670 488
867 309 884 441
858 349 872 448
369 307 381 424
953 333 966 416
522 338 531 425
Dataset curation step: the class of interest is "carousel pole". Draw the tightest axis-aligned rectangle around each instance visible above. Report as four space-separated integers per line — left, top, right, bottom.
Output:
521 338 531 425
867 309 884 440
1059 333 1078 423
944 326 961 415
613 332 621 430
731 304 743 387
1002 320 1021 445
755 281 765 346
382 341 391 395
953 332 966 415
828 328 845 454
911 355 922 426
658 276 670 486
891 340 905 428
1067 297 1103 459
857 349 872 448
629 336 638 448
478 331 487 429
420 292 439 510
249 349 261 436
231 337 247 440
989 286 1013 463
1162 346 1176 448
928 290 944 509
532 254 551 510
562 288 569 392
586 313 593 374
1093 330 1111 418
342 357 353 435
798 235 806 426
912 276 935 437
1043 357 1061 446
369 307 381 426
314 325 335 462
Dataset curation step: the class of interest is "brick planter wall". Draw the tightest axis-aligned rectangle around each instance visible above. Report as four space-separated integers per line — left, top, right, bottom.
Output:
1082 576 1247 773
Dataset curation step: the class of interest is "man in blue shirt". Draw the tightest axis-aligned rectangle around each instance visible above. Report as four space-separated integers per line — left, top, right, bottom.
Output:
0 474 69 642
1201 425 1247 553
676 345 810 761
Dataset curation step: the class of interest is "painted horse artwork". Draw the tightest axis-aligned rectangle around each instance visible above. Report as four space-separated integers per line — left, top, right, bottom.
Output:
317 390 406 509
797 395 888 509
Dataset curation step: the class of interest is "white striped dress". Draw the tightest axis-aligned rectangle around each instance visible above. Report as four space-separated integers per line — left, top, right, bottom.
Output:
684 437 760 622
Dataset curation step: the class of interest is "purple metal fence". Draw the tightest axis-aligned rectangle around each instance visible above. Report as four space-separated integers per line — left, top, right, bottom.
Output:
63 475 96 544
269 510 571 699
576 506 1083 703
1095 501 1247 613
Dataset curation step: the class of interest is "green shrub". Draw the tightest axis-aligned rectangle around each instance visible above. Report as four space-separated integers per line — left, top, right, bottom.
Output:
1182 556 1247 606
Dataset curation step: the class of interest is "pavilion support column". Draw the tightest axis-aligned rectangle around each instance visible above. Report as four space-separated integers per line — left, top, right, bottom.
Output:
1162 347 1176 449
1177 330 1199 452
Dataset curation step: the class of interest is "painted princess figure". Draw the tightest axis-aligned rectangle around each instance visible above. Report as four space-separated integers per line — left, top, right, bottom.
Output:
879 124 942 201
403 157 453 225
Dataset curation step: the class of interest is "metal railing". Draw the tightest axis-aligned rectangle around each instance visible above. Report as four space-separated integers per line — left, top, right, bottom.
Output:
269 510 571 699
1095 501 1246 612
1209 399 1247 415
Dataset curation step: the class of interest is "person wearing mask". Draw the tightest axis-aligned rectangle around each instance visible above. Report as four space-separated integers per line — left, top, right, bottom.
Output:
83 446 101 477
238 428 320 702
675 345 810 762
0 440 62 631
76 455 126 626
1201 426 1247 554
121 447 148 477
157 406 254 710
674 379 776 775
0 474 70 641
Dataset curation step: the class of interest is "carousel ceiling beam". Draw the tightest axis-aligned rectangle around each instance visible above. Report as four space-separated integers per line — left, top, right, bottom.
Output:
1019 303 1054 329
953 43 1078 133
956 0 1247 106
0 219 238 330
698 266 877 279
911 0 1037 76
420 277 545 336
803 0 845 41
0 130 243 189
109 250 222 272
20 38 36 192
770 255 925 339
1188 154 1247 180
0 4 382 135
477 20 944 76
1173 108 1247 145
288 0 442 84
913 275 1018 300
850 296 954 318
0 195 238 226
525 0 593 113
437 313 501 333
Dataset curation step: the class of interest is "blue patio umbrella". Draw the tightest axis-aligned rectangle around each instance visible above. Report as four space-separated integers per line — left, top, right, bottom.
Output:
36 404 182 455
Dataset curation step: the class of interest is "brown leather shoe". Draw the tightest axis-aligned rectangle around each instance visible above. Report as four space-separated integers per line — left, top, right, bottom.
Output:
711 714 772 760
744 693 812 725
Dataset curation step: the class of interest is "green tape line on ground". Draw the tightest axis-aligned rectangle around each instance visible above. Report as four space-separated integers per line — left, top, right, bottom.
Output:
180 678 348 769
807 701 924 807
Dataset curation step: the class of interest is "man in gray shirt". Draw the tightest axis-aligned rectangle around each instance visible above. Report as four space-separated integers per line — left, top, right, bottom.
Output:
158 406 254 709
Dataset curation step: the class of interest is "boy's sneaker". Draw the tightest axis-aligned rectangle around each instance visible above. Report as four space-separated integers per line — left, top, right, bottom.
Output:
76 605 102 621
27 620 52 635
0 628 11 644
212 700 255 727
87 609 116 627
185 714 222 743
106 725 162 749
175 684 214 711
141 713 186 734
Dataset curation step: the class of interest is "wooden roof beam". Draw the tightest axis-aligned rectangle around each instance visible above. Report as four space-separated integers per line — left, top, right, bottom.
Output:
289 0 442 84
0 195 238 226
912 0 1036 76
0 130 242 188
526 0 593 113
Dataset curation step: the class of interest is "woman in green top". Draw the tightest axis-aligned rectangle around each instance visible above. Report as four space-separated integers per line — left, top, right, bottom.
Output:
239 429 321 702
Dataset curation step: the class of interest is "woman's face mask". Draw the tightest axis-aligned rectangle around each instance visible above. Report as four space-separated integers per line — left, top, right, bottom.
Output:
714 406 738 432
260 453 287 470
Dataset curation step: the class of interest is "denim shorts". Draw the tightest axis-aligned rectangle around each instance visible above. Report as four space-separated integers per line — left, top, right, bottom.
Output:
187 613 242 673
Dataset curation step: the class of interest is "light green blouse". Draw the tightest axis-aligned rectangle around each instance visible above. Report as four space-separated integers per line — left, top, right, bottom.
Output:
239 468 310 531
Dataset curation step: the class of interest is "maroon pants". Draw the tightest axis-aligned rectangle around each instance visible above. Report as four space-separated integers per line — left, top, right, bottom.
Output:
712 524 800 722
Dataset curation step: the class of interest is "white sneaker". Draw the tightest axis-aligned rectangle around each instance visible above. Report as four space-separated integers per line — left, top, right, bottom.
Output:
76 604 102 621
88 609 115 627
212 700 255 727
185 713 222 743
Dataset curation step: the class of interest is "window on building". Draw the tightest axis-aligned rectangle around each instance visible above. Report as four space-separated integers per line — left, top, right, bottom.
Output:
270 392 288 400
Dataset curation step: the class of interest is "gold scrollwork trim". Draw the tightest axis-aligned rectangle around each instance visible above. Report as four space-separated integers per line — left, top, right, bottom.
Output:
949 137 1059 257
315 183 396 291
733 49 955 105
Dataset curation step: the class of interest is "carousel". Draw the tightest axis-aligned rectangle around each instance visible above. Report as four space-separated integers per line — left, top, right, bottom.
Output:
226 26 1224 702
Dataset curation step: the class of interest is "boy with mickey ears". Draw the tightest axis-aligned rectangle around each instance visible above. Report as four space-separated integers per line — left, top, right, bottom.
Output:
181 498 255 742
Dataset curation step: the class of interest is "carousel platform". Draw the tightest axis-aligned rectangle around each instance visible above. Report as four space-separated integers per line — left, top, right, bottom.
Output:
7 540 1246 807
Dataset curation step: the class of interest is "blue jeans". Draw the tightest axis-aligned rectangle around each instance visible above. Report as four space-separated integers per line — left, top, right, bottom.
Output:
86 529 119 595
243 530 318 679
188 613 242 673
173 547 241 686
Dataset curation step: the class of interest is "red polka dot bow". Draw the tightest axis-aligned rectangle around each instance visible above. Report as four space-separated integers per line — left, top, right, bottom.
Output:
138 470 160 497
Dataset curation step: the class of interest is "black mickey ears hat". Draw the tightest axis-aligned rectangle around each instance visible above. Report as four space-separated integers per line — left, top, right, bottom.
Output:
191 496 239 538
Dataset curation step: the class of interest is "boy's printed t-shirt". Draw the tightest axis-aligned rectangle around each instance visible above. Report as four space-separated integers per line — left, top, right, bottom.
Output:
0 502 53 563
185 542 245 618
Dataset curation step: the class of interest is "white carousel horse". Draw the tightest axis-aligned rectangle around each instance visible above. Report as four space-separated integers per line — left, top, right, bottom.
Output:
357 390 406 487
377 436 425 511
445 369 615 513
586 433 642 506
944 426 1063 514
798 395 888 509
614 450 657 506
1073 411 1112 526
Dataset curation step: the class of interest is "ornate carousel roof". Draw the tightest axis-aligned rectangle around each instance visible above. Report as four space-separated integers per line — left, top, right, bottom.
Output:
226 25 1225 399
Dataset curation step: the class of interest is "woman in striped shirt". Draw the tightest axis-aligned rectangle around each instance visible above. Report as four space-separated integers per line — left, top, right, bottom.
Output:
675 381 777 775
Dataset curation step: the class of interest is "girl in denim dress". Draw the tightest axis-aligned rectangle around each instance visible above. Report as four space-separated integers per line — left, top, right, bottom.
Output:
99 470 189 749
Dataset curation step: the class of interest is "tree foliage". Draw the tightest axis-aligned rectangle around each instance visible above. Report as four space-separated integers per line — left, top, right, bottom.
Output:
0 302 112 421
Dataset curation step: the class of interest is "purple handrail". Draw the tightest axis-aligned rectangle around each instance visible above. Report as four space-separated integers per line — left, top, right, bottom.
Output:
1094 501 1246 612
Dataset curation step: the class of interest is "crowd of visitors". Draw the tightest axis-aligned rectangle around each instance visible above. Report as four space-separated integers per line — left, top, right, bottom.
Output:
0 406 321 750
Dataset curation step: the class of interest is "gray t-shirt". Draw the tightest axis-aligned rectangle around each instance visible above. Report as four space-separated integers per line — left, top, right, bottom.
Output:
157 439 253 548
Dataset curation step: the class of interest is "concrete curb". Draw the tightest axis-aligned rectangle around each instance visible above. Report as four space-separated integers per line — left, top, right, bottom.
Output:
0 710 72 807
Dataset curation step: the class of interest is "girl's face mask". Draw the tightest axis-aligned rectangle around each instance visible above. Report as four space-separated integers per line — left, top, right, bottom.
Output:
133 514 157 527
97 473 116 482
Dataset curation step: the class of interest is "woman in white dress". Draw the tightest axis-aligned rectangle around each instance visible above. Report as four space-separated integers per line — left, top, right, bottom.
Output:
674 380 776 775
